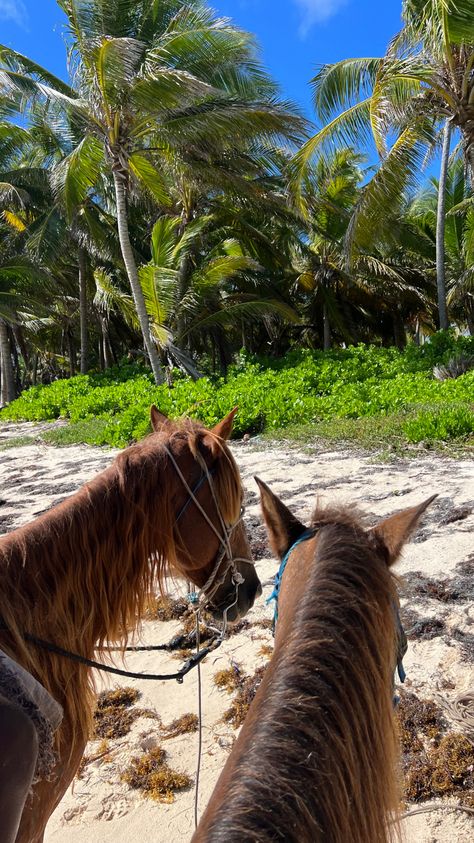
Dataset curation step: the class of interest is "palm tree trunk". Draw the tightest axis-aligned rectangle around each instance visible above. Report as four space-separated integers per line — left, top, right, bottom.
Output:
176 251 193 342
414 319 420 347
100 316 114 369
112 170 164 385
8 324 21 393
436 119 451 331
78 247 89 374
0 318 16 405
32 353 38 386
323 302 331 351
393 309 406 349
98 337 105 371
67 329 76 377
12 323 28 368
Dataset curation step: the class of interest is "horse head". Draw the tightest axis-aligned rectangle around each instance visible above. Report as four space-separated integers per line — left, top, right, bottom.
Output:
255 475 436 664
255 475 436 569
149 406 261 622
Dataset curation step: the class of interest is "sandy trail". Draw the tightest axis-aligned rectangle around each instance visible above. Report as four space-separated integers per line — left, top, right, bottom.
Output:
0 424 473 842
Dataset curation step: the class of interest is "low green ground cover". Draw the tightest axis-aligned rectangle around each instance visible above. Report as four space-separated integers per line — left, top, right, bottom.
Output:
1 334 473 449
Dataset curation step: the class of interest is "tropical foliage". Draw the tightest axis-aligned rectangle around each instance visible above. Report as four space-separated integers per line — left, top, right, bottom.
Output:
2 334 473 447
0 0 472 451
293 0 474 328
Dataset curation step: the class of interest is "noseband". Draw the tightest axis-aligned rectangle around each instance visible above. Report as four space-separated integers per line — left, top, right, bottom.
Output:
162 444 252 624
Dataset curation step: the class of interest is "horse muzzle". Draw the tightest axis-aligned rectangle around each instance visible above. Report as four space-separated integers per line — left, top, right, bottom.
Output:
208 563 262 623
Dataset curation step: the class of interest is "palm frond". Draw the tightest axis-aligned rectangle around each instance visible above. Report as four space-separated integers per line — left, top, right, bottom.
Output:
182 296 299 336
311 58 382 121
93 266 138 324
0 45 74 96
51 133 104 218
129 153 173 207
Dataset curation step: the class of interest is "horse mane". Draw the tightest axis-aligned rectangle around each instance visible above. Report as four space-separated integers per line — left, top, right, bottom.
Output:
203 503 399 843
0 419 242 747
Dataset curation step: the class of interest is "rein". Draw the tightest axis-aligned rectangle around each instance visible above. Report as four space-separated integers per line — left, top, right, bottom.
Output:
6 629 219 685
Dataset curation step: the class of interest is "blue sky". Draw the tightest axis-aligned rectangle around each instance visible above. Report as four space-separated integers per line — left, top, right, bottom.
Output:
0 0 404 120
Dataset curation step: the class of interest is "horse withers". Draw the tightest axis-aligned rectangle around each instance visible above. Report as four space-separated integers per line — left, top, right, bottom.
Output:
193 479 436 843
0 407 261 843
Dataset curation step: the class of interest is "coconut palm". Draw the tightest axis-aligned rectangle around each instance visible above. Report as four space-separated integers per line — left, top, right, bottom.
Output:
291 0 474 330
0 221 51 403
0 0 305 384
292 148 435 349
293 149 364 349
409 154 474 332
0 121 48 401
93 210 299 375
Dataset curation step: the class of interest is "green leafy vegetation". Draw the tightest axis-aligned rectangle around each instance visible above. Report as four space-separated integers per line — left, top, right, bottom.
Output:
1 337 473 449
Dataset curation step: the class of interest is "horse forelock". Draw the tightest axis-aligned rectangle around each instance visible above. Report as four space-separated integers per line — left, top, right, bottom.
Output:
199 511 400 843
0 418 242 751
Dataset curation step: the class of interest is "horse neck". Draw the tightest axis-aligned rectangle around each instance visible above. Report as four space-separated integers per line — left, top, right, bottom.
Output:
0 456 161 658
195 525 399 843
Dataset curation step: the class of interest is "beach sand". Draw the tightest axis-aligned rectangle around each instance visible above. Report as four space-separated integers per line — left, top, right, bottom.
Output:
0 423 473 842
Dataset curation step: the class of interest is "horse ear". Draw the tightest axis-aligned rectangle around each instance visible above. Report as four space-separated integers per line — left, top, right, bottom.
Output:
211 407 238 442
371 495 437 566
150 405 169 432
255 476 306 559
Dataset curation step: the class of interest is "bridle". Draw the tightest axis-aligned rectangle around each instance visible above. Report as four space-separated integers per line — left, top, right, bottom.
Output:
163 443 253 628
266 527 316 629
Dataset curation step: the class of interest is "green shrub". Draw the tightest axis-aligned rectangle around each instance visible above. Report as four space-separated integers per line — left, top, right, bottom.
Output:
403 405 474 443
2 337 473 448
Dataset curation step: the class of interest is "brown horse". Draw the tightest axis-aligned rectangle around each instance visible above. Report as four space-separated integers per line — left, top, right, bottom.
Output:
0 407 261 843
193 480 436 843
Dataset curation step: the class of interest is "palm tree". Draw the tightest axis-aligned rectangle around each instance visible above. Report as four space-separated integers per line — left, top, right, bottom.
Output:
291 0 474 330
1 0 305 384
290 147 433 349
93 210 299 376
0 121 46 400
0 225 51 403
409 154 474 332
293 149 364 349
28 117 125 376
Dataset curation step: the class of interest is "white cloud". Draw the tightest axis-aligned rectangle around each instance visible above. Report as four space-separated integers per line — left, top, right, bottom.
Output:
0 0 28 29
293 0 348 36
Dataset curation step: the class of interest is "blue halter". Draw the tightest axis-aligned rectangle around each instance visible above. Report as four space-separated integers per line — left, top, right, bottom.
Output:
266 528 316 628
